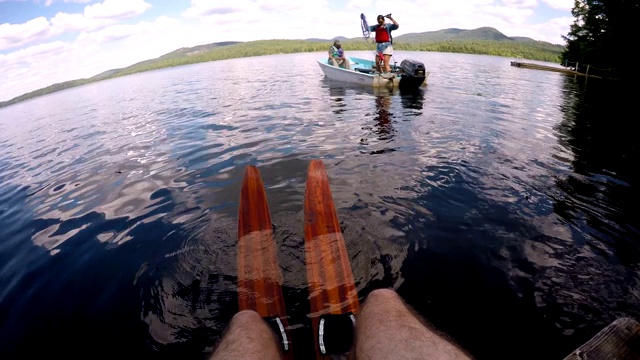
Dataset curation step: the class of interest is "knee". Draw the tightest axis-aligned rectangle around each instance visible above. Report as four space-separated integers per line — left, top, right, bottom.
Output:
369 288 398 298
230 310 263 327
365 288 400 306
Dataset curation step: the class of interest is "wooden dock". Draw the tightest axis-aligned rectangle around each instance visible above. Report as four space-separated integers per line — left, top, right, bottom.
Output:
563 317 640 360
510 61 601 78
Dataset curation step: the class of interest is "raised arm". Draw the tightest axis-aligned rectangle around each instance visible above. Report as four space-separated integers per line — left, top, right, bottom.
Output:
386 15 398 29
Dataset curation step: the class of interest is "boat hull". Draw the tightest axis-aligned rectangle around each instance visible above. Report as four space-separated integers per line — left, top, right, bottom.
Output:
317 57 429 90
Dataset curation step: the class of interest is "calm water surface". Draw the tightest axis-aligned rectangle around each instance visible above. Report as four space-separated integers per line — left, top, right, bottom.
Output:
1 51 638 359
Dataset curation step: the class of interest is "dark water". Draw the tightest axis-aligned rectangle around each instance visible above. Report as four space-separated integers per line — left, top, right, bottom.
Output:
1 51 638 359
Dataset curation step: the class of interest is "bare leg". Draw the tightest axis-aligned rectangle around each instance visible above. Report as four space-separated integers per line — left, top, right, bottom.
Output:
355 289 472 360
383 55 392 73
375 56 382 73
329 58 339 67
210 310 282 360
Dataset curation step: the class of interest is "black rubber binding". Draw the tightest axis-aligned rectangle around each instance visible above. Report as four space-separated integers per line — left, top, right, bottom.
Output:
318 312 356 356
265 316 290 352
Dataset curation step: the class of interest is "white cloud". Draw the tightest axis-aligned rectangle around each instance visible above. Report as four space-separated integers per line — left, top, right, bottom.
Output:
541 0 573 11
0 41 67 67
74 16 180 46
181 0 340 41
502 0 538 8
256 0 324 12
84 0 151 20
412 0 495 10
50 11 111 32
182 0 256 17
347 0 372 9
355 0 568 43
0 41 69 88
531 15 573 43
182 0 331 20
45 0 93 6
0 0 574 101
481 5 534 24
76 23 135 43
0 0 151 52
0 17 51 51
0 16 213 101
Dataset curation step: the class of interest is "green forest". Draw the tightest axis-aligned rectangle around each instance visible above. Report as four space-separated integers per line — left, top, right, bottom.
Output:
561 0 639 79
1 27 565 108
113 39 563 76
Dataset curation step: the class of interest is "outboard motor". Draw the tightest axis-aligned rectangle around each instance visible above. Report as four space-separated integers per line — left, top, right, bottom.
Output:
400 59 426 76
399 59 427 90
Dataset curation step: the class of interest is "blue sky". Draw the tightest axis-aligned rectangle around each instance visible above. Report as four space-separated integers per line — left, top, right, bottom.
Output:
0 0 574 101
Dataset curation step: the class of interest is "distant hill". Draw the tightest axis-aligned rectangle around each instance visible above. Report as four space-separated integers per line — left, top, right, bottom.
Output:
311 27 552 45
386 27 551 47
157 41 242 59
306 36 349 42
0 27 565 108
394 27 513 42
89 41 242 82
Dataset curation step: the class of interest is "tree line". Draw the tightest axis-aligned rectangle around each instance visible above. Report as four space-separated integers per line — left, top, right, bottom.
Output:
1 39 562 108
111 39 562 76
561 0 639 79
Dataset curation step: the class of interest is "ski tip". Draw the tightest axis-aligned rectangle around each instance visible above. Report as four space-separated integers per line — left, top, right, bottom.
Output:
242 165 261 181
238 164 271 235
308 159 327 178
240 165 264 200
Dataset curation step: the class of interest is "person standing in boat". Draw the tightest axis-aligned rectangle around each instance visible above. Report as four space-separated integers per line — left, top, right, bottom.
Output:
328 39 351 70
369 14 398 74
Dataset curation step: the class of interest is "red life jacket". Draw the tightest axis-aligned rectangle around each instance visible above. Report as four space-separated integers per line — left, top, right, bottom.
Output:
375 25 390 43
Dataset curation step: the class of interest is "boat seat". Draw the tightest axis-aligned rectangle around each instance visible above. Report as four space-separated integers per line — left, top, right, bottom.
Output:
354 68 375 74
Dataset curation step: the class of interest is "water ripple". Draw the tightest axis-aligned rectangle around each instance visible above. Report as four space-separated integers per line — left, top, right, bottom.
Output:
1 52 639 359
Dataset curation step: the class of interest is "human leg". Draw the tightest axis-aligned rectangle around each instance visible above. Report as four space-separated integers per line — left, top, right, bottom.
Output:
381 45 394 73
375 55 383 73
209 310 283 360
383 55 392 73
329 57 339 67
354 289 472 360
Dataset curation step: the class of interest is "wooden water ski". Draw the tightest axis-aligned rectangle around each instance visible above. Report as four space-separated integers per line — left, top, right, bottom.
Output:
237 165 292 358
304 160 360 359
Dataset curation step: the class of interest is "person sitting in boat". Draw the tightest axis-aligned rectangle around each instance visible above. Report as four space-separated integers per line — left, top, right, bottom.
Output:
328 39 351 70
369 14 399 74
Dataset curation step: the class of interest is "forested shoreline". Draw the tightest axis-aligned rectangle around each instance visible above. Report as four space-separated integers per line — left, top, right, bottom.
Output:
0 37 564 108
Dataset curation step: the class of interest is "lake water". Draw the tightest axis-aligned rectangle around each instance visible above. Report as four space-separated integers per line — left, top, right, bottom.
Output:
0 51 638 359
